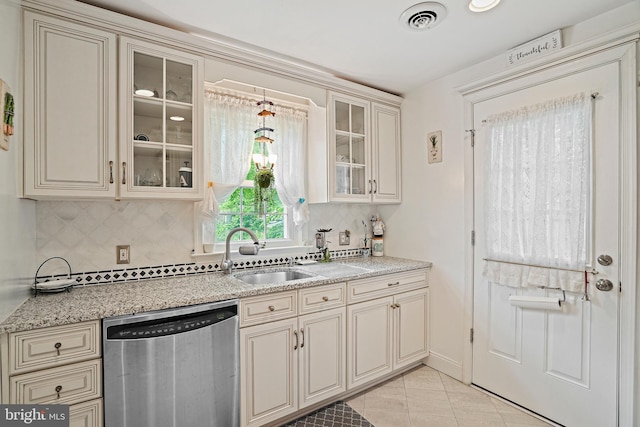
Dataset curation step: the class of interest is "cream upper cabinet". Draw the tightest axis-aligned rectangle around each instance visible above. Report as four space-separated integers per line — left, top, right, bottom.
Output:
326 92 401 203
23 11 117 199
118 36 204 200
371 102 402 203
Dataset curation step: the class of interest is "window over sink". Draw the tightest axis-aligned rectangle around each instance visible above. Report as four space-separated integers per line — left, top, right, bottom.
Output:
198 82 310 254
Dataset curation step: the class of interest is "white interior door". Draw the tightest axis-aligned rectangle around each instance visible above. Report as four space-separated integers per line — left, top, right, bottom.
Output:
472 62 620 427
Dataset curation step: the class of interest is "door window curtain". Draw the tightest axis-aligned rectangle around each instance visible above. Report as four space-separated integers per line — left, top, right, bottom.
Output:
483 93 592 293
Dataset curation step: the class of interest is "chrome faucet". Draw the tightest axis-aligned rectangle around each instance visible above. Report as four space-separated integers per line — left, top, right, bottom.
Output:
221 227 260 274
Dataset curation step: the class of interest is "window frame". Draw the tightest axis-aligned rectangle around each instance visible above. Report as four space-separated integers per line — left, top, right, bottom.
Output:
213 178 297 252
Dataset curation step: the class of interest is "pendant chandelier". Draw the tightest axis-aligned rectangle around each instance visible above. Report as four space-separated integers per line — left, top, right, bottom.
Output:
253 92 277 170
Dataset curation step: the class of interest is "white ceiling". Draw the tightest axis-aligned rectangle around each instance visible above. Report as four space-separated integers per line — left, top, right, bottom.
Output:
79 0 634 95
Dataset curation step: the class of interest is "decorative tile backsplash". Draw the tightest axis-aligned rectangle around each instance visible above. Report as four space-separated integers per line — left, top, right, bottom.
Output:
37 200 195 272
36 199 378 282
35 249 364 288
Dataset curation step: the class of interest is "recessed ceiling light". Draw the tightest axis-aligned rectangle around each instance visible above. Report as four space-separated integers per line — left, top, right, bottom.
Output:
170 116 185 121
134 89 154 97
469 0 501 12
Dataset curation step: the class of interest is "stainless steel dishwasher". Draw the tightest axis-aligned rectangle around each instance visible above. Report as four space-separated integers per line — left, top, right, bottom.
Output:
103 299 239 427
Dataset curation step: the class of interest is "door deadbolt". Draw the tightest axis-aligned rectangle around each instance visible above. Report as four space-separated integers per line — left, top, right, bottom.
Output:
595 278 614 292
597 254 613 266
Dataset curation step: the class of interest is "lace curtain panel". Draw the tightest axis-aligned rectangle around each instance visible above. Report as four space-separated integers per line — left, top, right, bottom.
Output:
482 93 592 292
200 89 309 242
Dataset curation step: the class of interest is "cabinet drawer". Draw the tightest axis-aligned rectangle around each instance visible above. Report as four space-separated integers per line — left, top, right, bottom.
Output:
299 283 346 315
348 269 428 304
9 321 100 375
70 398 103 427
10 359 101 405
240 291 297 327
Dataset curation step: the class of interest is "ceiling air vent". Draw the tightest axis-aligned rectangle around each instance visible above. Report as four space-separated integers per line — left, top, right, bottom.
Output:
400 2 447 31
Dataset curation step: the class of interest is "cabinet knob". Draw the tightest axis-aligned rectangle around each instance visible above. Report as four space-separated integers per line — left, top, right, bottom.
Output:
268 305 275 312
54 342 62 356
322 296 329 302
55 385 62 399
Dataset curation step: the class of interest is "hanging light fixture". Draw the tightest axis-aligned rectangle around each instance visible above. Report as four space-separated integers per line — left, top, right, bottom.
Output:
253 92 276 170
252 91 277 214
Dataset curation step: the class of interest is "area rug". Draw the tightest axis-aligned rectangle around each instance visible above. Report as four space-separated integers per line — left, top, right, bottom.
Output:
282 401 373 427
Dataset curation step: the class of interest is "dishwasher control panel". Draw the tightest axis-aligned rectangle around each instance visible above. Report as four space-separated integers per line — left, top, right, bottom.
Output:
106 305 237 339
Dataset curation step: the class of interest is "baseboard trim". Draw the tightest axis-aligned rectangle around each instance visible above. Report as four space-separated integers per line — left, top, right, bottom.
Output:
425 351 463 382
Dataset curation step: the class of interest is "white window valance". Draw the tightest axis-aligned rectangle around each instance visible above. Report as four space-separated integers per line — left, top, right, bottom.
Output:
482 93 592 293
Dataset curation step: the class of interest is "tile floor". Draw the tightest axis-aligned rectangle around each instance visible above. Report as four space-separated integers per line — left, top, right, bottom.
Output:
345 365 553 427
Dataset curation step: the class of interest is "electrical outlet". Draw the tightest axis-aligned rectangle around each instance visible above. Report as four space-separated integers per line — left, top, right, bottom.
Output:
116 245 130 264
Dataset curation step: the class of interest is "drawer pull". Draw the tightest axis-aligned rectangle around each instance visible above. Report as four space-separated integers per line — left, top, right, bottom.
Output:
54 342 62 356
268 305 275 312
55 385 62 399
322 296 329 302
387 281 401 287
293 330 298 350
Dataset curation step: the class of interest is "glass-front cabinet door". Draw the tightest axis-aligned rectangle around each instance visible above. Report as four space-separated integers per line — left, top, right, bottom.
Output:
329 93 370 202
119 37 204 199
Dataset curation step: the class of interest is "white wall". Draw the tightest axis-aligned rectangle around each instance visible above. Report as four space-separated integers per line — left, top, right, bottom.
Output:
381 2 640 381
0 0 36 322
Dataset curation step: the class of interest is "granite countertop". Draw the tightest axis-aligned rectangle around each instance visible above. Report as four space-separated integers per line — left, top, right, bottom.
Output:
0 256 431 334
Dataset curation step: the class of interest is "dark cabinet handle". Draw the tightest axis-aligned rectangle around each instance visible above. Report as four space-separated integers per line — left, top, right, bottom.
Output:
54 342 61 356
122 162 126 185
55 385 62 399
373 179 378 194
293 330 298 350
109 161 114 184
300 328 304 348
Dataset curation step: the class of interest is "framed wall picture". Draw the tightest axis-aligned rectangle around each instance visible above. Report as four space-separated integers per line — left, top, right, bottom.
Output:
1 78 15 151
427 130 442 163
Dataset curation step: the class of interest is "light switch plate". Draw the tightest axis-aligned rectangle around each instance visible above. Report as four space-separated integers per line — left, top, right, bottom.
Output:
339 232 350 246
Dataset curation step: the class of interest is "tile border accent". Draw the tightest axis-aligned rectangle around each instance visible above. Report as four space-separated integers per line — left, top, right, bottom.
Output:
35 249 366 287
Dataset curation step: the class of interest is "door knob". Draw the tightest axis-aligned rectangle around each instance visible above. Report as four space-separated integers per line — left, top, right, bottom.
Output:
595 278 614 292
597 254 613 266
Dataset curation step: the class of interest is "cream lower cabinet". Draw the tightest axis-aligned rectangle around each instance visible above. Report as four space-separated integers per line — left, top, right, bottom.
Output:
241 317 298 427
347 270 429 389
0 321 103 427
240 284 346 427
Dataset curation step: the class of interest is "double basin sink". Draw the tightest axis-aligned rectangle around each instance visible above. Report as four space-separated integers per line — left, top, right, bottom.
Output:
234 262 372 285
